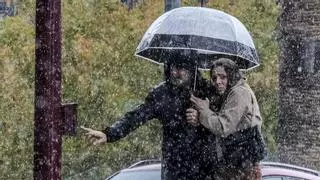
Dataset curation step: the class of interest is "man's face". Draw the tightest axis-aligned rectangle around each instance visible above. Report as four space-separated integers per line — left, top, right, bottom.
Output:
211 66 228 95
169 66 192 87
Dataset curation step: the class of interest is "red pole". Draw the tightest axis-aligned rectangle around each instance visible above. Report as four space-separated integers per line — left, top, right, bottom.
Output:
34 0 62 178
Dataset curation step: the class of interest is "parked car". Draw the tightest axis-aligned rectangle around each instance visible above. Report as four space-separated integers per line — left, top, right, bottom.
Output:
105 159 320 180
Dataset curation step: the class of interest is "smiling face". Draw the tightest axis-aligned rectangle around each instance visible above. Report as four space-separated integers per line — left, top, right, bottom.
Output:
211 66 228 95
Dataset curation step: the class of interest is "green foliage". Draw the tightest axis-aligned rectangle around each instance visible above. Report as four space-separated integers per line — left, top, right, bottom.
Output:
0 0 279 178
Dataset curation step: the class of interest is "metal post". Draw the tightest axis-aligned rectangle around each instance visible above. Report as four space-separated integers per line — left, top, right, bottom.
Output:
34 0 62 178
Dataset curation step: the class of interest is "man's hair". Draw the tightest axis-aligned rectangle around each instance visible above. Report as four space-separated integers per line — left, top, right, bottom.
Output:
163 51 197 85
164 62 197 85
210 58 242 89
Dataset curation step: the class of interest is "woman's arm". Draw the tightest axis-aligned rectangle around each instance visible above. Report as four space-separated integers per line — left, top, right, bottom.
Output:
191 87 251 137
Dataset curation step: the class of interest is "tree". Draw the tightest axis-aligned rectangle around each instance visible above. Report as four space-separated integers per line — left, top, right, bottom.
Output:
277 0 320 170
0 0 280 178
164 0 180 12
198 0 208 7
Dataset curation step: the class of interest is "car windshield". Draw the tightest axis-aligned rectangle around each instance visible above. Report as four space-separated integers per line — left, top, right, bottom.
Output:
109 171 161 180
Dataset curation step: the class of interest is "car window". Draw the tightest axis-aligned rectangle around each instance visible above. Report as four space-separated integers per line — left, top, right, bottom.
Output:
263 176 283 180
263 175 309 180
108 171 161 180
283 177 307 180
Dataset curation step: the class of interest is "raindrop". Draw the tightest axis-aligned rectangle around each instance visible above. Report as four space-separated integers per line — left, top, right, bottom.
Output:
35 38 41 50
36 95 47 109
297 66 302 72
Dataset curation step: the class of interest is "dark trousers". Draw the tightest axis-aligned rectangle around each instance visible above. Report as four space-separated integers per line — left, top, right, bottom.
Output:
213 162 262 180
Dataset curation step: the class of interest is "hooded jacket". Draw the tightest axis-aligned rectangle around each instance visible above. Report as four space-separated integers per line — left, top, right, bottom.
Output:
199 79 262 137
198 79 266 168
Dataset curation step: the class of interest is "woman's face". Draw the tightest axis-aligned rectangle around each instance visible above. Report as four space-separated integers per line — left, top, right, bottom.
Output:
211 66 228 95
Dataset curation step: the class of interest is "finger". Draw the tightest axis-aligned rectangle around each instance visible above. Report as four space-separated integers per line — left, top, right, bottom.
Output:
194 122 200 126
193 114 198 119
186 116 193 121
191 96 202 107
190 97 196 104
188 120 199 127
186 108 196 113
186 111 194 116
89 133 105 142
89 137 97 144
81 126 93 132
187 116 197 123
191 95 201 102
88 134 97 143
86 131 97 137
93 138 107 146
187 119 195 124
189 108 197 112
190 97 199 106
87 133 98 140
189 118 200 124
86 134 94 139
190 94 197 101
191 94 196 99
187 116 194 121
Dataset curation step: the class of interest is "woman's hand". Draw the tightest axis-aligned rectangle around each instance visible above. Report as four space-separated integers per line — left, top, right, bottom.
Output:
186 108 200 126
81 126 107 145
190 94 210 111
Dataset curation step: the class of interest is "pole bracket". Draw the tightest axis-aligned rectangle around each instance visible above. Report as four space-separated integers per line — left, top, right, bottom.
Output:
61 102 77 136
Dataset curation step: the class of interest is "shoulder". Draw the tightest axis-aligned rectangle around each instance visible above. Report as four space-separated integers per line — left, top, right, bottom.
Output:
228 81 251 100
149 82 167 94
146 82 169 99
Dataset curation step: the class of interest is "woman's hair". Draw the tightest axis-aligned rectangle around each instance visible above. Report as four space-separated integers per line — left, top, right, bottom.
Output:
210 58 242 89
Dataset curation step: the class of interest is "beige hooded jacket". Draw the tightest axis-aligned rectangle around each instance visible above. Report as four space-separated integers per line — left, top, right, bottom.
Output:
199 79 262 138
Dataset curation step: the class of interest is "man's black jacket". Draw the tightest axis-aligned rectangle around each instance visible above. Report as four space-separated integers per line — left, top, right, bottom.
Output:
103 81 219 180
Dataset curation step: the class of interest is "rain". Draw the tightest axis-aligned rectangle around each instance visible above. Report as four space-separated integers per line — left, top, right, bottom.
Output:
0 0 320 180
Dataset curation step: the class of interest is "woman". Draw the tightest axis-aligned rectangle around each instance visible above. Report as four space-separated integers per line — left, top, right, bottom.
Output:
187 58 266 180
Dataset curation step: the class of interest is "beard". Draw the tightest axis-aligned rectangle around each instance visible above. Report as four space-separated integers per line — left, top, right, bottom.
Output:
170 77 191 88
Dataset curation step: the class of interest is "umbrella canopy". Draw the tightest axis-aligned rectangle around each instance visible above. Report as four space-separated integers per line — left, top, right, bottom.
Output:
135 7 259 70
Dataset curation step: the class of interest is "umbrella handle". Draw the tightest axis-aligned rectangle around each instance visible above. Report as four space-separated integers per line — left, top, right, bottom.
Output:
193 65 197 92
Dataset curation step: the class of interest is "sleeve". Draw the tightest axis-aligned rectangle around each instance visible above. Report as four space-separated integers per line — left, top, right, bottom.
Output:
102 91 158 142
198 87 250 137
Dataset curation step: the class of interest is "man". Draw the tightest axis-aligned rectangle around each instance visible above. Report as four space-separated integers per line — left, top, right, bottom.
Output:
82 55 218 180
187 58 266 180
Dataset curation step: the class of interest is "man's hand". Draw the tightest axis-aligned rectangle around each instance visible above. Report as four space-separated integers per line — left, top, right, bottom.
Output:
190 94 210 111
81 126 107 145
186 108 200 126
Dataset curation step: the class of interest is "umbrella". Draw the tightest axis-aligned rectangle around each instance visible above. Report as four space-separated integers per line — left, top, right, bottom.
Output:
135 7 259 70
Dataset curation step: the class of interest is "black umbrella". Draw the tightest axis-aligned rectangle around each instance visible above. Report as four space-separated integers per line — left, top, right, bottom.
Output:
135 7 259 71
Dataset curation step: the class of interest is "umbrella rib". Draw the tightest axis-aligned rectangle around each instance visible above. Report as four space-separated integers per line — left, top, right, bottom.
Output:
135 47 258 65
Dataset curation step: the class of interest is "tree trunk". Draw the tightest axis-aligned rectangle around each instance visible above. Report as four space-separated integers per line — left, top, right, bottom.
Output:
277 0 320 170
164 0 180 12
198 0 208 7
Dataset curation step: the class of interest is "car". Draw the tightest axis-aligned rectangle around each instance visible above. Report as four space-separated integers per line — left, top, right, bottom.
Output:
105 159 320 180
